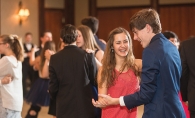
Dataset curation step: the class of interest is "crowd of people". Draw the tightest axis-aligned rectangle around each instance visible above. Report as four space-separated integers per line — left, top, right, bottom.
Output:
0 8 194 118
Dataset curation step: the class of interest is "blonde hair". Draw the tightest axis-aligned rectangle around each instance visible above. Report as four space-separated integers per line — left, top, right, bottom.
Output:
99 27 139 88
0 35 24 61
77 25 101 51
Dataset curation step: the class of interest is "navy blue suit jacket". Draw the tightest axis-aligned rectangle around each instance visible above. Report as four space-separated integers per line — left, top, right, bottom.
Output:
94 35 106 51
124 33 185 118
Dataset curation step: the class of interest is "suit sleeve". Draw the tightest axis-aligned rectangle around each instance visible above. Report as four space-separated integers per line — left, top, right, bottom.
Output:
124 48 159 109
179 43 189 102
49 55 59 99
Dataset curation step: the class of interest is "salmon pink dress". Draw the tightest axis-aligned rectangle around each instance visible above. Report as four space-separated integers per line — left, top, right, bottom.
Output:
102 69 140 118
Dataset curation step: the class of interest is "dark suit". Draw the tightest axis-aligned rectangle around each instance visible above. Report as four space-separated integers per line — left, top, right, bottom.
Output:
123 33 185 118
49 45 97 118
179 37 195 117
22 43 34 96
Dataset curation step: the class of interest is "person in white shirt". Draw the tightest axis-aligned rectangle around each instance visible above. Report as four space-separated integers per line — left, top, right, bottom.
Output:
0 34 23 118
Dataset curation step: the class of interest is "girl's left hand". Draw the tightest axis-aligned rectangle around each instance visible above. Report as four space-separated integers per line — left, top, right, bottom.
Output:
86 48 94 54
1 75 13 84
45 50 54 60
92 99 107 108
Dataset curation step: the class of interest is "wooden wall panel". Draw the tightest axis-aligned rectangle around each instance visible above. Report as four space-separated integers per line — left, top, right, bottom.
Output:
160 5 195 41
189 6 195 38
39 0 45 45
97 7 148 59
44 9 64 50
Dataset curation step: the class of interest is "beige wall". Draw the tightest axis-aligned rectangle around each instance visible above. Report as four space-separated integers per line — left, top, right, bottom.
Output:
75 0 88 27
45 0 64 9
97 0 150 7
0 0 39 45
44 0 89 27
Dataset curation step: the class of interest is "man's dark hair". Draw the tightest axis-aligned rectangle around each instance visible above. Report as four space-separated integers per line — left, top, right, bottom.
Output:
162 31 178 40
81 16 99 34
60 24 78 44
40 31 52 37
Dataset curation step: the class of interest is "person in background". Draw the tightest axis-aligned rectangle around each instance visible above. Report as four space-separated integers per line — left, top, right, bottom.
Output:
22 32 35 97
81 16 106 51
30 31 52 58
23 31 52 118
57 40 66 52
92 27 142 118
0 35 23 118
49 24 97 118
76 25 104 118
28 31 52 86
77 25 104 68
179 36 195 118
25 41 56 118
162 30 180 49
93 9 185 118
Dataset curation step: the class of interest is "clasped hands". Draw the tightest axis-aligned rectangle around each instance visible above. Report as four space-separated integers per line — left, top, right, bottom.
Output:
92 94 119 108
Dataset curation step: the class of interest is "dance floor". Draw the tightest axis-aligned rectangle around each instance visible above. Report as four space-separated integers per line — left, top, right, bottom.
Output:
22 101 144 118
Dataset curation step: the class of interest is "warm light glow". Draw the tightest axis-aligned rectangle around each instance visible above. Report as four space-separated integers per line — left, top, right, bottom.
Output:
18 9 30 17
18 1 30 25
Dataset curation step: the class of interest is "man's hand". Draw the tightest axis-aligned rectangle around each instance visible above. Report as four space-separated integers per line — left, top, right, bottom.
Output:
45 49 54 61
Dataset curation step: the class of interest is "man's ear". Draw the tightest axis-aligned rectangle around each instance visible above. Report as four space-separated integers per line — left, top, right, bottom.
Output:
60 38 63 42
146 24 152 33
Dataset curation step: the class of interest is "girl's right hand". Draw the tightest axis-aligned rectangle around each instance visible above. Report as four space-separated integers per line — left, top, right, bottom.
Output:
1 75 12 84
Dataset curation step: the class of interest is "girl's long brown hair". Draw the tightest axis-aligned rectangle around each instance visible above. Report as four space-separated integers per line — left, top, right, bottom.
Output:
77 25 101 51
99 27 139 88
40 41 56 72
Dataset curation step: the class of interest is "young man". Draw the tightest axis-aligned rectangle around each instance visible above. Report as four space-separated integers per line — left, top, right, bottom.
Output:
93 9 185 118
22 32 35 96
162 30 180 49
179 36 195 118
25 31 53 117
49 24 97 118
81 16 106 51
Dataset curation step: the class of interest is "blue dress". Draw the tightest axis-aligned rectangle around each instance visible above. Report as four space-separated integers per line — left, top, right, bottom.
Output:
25 78 50 106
